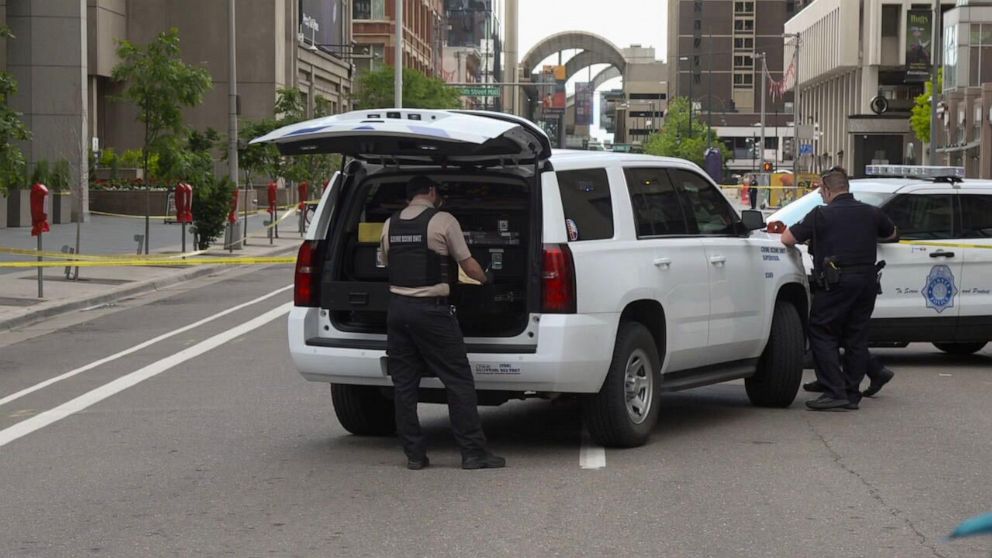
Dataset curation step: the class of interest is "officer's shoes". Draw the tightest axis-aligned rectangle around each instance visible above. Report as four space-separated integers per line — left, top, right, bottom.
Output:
863 367 895 398
407 456 430 470
803 380 827 393
806 395 854 411
462 452 506 470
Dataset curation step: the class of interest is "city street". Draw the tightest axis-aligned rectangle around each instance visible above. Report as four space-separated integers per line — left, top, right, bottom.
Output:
0 265 989 557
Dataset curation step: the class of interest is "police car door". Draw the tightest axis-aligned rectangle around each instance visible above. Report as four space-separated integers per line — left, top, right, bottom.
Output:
667 167 766 364
876 189 963 328
956 188 992 340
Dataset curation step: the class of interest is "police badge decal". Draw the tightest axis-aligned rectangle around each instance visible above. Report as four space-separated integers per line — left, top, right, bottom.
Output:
923 265 959 313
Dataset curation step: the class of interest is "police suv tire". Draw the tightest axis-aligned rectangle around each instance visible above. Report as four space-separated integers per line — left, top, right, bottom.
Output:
583 322 661 448
933 342 988 355
330 384 396 436
746 301 804 408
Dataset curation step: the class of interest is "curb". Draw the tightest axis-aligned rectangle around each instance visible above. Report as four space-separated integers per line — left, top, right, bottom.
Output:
0 244 298 332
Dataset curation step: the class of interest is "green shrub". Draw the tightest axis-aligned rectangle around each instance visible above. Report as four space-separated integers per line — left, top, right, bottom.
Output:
30 159 49 185
191 175 235 249
120 148 144 168
50 159 71 192
99 148 118 168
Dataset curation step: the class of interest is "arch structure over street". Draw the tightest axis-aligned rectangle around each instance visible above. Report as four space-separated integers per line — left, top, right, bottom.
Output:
521 31 627 78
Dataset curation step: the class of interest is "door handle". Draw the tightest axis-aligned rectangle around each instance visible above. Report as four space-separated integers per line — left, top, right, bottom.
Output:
929 251 955 258
653 257 672 268
709 255 727 265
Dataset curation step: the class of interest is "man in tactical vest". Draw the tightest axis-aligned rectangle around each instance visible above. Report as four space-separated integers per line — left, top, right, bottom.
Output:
782 167 898 411
380 175 505 470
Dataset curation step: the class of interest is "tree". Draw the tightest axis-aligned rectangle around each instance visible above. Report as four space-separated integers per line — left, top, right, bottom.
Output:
354 66 462 110
643 97 732 168
911 69 942 144
111 28 213 181
191 175 235 250
0 26 30 195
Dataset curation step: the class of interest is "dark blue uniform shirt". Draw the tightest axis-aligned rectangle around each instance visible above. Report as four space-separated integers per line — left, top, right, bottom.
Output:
789 193 896 268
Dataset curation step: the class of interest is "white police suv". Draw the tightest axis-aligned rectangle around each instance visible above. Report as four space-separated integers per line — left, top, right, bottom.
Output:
254 109 810 447
767 165 992 355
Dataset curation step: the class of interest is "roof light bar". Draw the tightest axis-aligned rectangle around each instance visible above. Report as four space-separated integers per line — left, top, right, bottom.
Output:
865 165 965 179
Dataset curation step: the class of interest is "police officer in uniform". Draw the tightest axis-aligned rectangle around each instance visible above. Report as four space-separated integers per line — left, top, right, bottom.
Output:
782 167 898 410
380 175 505 470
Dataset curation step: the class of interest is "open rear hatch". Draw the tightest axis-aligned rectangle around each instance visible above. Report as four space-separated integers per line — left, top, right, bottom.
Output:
252 109 550 343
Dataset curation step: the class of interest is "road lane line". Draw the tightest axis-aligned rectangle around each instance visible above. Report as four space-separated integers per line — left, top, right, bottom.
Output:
0 302 292 449
0 285 292 409
580 433 606 470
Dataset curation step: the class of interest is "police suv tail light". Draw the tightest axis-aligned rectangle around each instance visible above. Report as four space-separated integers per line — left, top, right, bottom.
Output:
766 221 787 234
542 244 576 314
294 240 320 307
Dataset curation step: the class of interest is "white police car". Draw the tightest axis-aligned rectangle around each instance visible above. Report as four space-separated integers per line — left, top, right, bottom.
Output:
767 165 992 355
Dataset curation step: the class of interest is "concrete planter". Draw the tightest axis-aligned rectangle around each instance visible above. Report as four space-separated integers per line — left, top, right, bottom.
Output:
51 192 73 224
90 190 170 217
4 189 32 228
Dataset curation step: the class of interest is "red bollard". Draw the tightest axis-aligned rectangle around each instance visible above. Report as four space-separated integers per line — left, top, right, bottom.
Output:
267 180 278 243
30 182 50 298
176 183 193 253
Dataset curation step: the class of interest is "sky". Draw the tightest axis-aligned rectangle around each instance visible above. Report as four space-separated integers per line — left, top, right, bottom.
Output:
515 1 668 141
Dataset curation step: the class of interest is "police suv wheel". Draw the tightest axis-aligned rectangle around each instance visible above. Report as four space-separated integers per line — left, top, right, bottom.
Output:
583 322 661 448
330 384 396 436
746 301 804 407
933 342 988 355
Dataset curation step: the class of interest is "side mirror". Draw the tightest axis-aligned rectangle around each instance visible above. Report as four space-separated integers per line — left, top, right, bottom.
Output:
741 209 766 231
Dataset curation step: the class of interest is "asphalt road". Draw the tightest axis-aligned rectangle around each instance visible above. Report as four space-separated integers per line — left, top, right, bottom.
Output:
1 266 990 557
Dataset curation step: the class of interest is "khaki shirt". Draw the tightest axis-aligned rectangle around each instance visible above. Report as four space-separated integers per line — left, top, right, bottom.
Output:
380 201 472 297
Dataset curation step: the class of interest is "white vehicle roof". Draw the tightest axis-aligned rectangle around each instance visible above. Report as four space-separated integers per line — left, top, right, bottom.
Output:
849 178 992 194
549 149 707 173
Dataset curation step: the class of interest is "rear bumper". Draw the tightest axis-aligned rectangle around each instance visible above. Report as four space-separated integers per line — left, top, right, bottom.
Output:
288 307 616 393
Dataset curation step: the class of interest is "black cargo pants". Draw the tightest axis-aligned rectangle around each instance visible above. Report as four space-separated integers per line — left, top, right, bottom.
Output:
387 295 488 460
808 273 879 404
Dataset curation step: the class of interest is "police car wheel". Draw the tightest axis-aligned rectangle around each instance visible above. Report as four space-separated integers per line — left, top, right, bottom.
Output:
583 322 661 448
746 301 804 408
330 384 396 436
932 342 988 356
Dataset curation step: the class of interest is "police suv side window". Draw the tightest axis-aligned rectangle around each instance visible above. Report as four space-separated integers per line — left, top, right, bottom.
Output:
881 194 954 240
959 194 992 238
556 169 614 241
667 168 741 235
623 168 691 237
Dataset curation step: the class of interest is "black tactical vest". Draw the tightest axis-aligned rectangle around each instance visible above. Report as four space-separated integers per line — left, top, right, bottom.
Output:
387 207 449 288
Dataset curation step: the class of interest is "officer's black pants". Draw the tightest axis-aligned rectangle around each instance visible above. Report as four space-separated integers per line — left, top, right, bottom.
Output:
387 296 487 460
809 273 879 403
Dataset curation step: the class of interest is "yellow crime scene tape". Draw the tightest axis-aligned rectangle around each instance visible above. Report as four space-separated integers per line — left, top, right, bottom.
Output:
0 246 209 260
0 255 296 268
899 240 992 250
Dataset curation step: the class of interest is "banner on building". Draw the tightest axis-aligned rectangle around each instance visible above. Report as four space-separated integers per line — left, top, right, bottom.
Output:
906 10 933 78
575 82 594 126
540 65 567 113
301 0 344 54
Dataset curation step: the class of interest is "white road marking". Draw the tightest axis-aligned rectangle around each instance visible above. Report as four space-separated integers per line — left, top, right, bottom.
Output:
0 285 292 409
0 302 291 449
580 433 606 470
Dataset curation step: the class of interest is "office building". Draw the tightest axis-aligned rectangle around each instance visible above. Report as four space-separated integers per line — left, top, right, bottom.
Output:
352 0 444 78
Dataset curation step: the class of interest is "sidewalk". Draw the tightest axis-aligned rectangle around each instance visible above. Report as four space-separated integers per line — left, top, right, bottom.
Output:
0 212 304 331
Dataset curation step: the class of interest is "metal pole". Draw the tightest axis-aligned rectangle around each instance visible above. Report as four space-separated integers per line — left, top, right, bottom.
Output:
759 52 767 170
182 222 186 253
37 234 43 298
395 0 403 108
688 64 693 138
228 0 239 212
791 33 801 177
929 0 941 164
707 34 713 146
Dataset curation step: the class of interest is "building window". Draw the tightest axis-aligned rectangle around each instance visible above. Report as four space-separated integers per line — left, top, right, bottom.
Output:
734 1 754 14
354 0 385 20
734 37 754 50
734 18 754 32
694 37 702 49
733 72 754 88
694 0 703 12
734 55 754 68
694 20 702 31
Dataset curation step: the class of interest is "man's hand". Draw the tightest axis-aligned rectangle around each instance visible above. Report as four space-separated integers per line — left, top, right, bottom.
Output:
459 257 489 285
781 227 799 247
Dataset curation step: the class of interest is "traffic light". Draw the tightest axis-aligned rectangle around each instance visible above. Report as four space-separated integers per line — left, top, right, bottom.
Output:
762 161 774 173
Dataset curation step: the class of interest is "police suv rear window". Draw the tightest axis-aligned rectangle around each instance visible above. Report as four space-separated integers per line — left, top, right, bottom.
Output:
556 169 614 241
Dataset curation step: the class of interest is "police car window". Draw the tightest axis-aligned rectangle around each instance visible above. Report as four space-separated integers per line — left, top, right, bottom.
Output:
623 168 690 237
667 169 740 235
881 194 954 240
959 194 992 238
556 169 614 241
771 189 893 227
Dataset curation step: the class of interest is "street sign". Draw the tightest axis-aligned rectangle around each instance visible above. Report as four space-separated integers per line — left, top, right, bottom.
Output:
799 143 814 156
457 85 501 98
